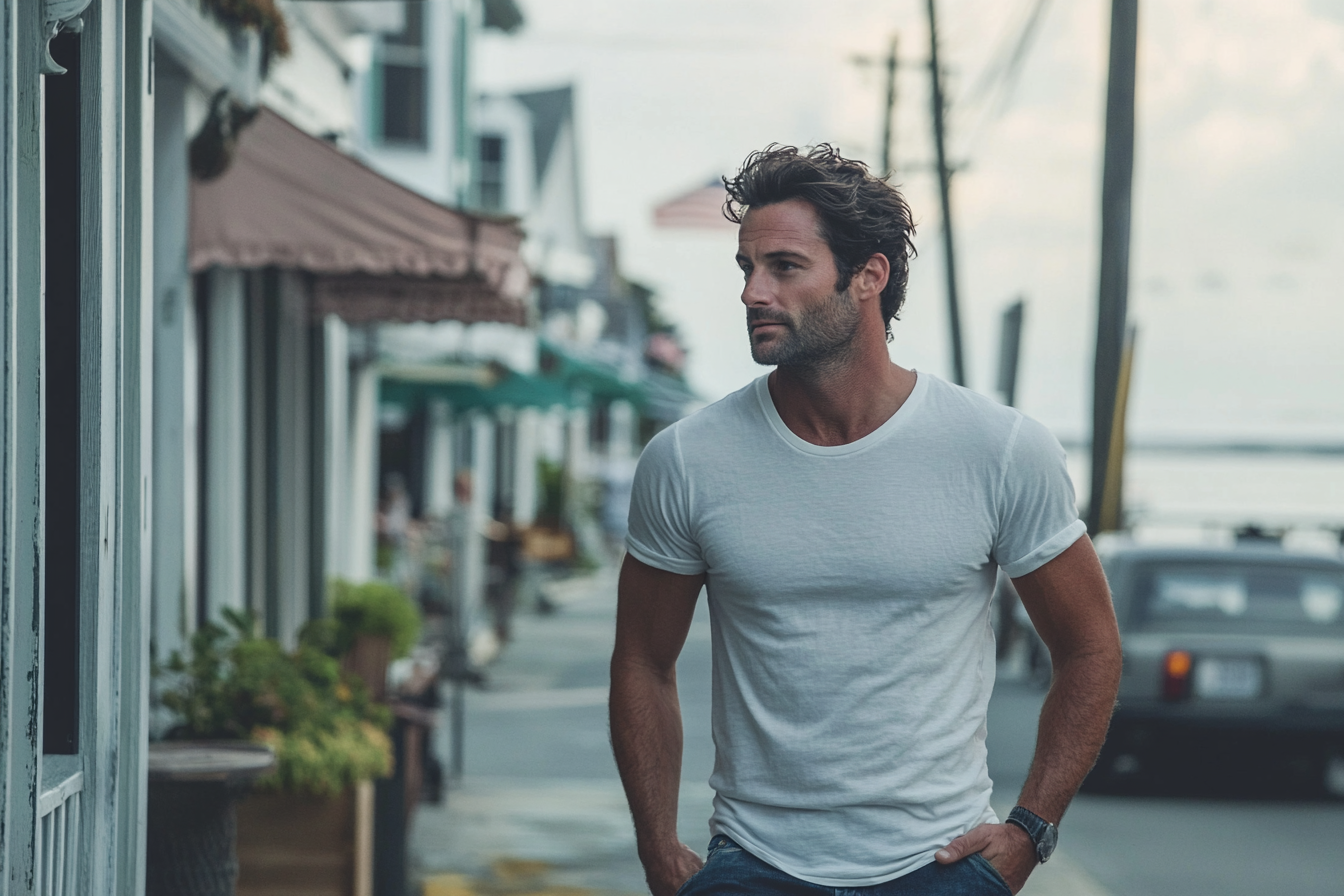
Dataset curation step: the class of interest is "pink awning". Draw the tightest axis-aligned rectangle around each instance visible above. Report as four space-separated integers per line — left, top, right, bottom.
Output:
190 108 530 324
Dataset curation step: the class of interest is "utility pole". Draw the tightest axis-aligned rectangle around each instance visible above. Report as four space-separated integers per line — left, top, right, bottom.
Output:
925 0 967 387
1087 0 1139 534
880 34 899 176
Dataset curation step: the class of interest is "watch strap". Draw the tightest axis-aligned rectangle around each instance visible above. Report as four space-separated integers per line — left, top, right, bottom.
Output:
1005 806 1057 863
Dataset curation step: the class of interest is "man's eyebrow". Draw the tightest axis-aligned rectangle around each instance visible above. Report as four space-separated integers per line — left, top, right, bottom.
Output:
762 249 811 262
736 249 812 264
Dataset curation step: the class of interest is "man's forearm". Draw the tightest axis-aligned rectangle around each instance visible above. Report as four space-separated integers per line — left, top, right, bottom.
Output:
1017 643 1122 821
610 658 686 861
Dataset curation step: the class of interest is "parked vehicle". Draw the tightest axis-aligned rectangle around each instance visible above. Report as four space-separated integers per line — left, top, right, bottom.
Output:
1083 543 1344 796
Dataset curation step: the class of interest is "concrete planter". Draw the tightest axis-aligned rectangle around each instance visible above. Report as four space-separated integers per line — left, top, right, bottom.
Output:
236 780 374 896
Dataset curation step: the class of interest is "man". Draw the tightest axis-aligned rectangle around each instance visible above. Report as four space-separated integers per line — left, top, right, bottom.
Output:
610 145 1121 895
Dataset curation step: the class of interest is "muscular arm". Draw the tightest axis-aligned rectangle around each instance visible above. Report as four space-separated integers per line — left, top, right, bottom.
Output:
937 536 1122 893
1013 536 1123 821
610 555 707 896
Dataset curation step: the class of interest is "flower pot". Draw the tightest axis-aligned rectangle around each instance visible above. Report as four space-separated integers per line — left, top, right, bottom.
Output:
235 780 373 896
341 634 392 702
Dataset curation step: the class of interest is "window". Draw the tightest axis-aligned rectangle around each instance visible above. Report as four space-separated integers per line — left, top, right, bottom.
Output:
1137 562 1344 634
477 134 506 211
379 2 427 144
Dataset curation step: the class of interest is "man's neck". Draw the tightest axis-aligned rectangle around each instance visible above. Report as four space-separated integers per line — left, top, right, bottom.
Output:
766 339 917 447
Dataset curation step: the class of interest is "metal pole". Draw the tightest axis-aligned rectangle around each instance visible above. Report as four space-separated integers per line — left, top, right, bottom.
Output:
881 35 899 176
925 0 967 386
1087 0 1139 534
450 679 465 782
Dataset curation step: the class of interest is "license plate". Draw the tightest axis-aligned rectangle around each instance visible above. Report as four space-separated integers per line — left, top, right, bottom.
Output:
1193 657 1262 699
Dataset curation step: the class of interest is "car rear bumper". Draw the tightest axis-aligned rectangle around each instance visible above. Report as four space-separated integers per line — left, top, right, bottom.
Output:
1112 704 1344 737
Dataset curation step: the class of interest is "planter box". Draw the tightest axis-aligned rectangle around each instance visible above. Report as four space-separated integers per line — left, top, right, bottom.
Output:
236 780 373 896
521 526 574 562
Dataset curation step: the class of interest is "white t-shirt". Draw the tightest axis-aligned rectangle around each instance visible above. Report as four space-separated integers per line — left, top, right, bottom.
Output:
625 372 1085 886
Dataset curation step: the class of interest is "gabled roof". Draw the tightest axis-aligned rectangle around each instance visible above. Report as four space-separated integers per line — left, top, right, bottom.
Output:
514 86 573 187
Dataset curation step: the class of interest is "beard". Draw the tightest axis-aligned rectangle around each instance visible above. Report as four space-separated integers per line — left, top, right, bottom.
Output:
747 287 862 368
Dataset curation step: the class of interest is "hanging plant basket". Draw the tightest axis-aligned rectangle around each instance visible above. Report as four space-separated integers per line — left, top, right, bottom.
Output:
203 0 291 71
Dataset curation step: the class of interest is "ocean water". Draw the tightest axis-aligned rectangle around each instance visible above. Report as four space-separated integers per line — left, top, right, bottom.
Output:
1063 448 1344 551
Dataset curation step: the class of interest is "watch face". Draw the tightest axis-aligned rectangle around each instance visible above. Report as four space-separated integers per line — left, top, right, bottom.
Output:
1037 824 1059 862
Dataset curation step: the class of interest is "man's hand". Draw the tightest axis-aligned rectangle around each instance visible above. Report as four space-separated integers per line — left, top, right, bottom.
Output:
642 841 704 896
935 822 1036 894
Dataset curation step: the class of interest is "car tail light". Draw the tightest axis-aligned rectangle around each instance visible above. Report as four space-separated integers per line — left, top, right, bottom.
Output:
1162 650 1193 701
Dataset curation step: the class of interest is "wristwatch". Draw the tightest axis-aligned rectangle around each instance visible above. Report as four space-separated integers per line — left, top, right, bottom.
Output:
1005 806 1058 864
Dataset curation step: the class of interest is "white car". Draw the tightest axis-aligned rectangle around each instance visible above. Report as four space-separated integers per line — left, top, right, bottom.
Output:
1082 544 1344 796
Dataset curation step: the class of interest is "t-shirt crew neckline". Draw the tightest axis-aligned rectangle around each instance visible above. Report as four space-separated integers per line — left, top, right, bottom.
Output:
753 369 929 457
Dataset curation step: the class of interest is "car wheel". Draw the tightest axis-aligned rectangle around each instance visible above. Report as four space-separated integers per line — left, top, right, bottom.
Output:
1081 725 1144 794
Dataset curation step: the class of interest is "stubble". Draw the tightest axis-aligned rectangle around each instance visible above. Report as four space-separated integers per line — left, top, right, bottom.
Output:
748 288 862 370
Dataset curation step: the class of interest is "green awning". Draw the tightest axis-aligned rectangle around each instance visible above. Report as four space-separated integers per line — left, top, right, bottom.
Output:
538 341 646 406
380 342 673 416
381 369 574 413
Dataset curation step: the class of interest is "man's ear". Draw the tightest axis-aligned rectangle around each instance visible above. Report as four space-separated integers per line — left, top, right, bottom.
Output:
853 253 890 302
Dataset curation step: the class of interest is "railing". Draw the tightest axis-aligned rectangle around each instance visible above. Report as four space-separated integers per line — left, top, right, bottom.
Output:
35 755 83 896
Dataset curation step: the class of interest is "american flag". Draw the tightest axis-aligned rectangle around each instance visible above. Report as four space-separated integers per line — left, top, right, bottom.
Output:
652 178 737 230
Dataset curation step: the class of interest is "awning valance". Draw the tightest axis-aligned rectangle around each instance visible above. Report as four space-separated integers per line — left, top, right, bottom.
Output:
312 275 525 326
190 108 530 323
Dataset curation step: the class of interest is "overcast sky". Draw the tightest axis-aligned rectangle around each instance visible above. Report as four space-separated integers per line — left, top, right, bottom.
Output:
477 0 1344 444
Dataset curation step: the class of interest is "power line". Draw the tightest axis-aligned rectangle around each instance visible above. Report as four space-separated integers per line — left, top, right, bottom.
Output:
958 0 1056 158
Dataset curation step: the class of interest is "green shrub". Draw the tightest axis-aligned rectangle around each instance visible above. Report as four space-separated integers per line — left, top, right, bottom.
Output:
536 458 565 528
327 578 421 659
158 609 391 798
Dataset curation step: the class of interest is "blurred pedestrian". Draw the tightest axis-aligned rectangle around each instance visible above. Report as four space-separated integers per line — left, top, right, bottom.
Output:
377 472 412 577
485 507 521 643
610 145 1122 895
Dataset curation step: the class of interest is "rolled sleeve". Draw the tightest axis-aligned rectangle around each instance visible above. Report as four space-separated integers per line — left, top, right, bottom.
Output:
993 416 1086 578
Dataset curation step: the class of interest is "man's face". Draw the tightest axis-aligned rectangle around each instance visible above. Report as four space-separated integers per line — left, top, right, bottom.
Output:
736 199 861 368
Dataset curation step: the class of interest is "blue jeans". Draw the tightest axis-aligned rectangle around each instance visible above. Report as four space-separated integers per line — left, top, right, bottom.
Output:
676 837 1011 896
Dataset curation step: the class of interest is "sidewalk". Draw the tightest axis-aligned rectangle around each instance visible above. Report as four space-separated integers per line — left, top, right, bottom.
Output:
412 568 703 895
409 569 1110 896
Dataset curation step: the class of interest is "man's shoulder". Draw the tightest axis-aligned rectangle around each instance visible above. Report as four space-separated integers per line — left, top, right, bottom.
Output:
917 373 1023 442
655 376 764 445
916 375 1069 480
633 378 762 494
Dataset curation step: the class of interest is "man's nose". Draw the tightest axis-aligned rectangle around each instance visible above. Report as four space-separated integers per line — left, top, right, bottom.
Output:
741 270 771 307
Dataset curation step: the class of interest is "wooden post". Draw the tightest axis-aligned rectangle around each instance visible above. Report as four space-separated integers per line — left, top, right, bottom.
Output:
1087 0 1140 534
925 0 967 386
880 34 899 176
996 299 1026 408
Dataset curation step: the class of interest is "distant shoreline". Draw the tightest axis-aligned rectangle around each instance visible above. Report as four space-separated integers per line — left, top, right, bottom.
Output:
1057 440 1344 457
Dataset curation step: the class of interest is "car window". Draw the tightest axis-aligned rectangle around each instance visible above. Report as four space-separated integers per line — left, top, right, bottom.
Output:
1134 562 1344 634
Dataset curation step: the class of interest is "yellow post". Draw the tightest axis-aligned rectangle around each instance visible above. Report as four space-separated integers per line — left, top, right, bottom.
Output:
1098 325 1137 532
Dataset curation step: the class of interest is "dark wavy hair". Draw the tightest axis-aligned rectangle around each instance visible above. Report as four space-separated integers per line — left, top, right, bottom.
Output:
723 144 916 340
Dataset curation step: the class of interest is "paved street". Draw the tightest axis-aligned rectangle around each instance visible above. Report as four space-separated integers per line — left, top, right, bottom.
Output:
412 570 1344 896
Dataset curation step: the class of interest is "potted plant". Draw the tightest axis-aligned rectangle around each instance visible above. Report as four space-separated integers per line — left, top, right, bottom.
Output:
157 610 392 896
321 578 422 702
